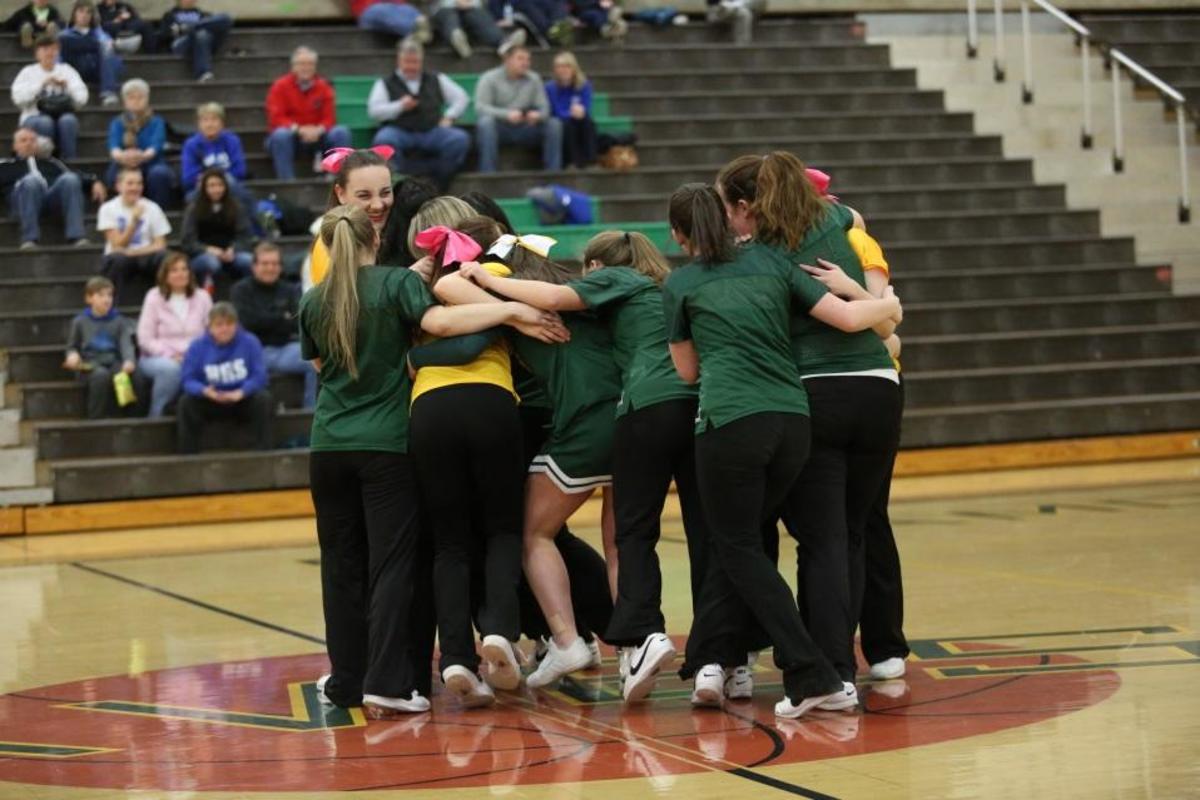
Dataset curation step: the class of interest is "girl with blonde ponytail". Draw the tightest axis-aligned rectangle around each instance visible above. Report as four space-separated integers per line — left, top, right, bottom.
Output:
297 203 567 719
715 151 906 706
459 229 706 702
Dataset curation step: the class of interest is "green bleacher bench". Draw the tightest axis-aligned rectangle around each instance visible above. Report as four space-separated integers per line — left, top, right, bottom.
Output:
333 75 633 148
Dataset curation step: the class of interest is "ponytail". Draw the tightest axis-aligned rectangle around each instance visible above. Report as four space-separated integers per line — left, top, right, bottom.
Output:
582 230 670 284
318 204 376 379
667 183 734 264
716 151 828 251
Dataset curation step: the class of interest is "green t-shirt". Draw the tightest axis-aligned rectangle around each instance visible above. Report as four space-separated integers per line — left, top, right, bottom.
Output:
569 267 697 419
781 204 893 377
299 267 436 453
662 241 827 433
511 313 621 436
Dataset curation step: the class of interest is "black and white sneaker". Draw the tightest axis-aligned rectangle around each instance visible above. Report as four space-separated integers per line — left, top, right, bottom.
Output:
690 664 725 708
315 674 335 706
623 633 676 703
816 681 859 712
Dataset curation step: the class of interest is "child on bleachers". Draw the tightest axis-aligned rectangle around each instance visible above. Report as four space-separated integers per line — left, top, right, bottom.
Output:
63 275 148 419
58 1 124 106
11 33 87 160
137 251 212 417
181 167 255 287
544 51 596 169
177 302 273 454
159 0 232 82
181 102 255 210
96 0 150 52
98 166 171 298
106 78 175 208
2 0 63 49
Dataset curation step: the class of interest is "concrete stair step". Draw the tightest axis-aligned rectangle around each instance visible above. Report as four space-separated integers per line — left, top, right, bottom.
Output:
901 293 1200 337
0 446 36 488
0 407 19 447
0 486 53 507
1080 15 1200 42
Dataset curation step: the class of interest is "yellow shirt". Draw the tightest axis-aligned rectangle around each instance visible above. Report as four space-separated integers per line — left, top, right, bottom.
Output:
411 262 518 404
310 238 331 285
847 228 901 373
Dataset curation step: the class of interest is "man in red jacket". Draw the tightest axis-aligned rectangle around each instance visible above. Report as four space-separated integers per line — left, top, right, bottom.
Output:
264 46 351 180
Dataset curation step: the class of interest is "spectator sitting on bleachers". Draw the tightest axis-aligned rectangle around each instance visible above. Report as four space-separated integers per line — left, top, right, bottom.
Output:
231 242 316 409
63 275 149 419
353 0 431 42
569 0 624 40
3 126 105 248
2 0 63 49
181 167 254 287
177 301 273 454
107 78 175 208
706 0 764 45
11 34 87 160
545 51 595 169
181 101 255 210
503 0 571 47
160 0 232 83
265 47 352 181
368 39 469 191
136 250 212 416
58 1 123 107
98 166 171 297
474 45 561 172
97 0 150 53
431 0 523 59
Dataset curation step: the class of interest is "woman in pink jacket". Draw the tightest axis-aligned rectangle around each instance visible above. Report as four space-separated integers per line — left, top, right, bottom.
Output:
137 251 212 417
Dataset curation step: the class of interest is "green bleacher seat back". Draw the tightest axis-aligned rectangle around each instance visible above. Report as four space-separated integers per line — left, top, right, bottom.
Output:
496 197 601 231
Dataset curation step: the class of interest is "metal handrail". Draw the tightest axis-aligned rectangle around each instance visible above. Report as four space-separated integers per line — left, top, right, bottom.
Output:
967 0 1192 223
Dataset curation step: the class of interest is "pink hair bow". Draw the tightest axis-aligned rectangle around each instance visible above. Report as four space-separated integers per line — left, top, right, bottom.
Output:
320 145 396 174
414 226 482 265
805 168 838 201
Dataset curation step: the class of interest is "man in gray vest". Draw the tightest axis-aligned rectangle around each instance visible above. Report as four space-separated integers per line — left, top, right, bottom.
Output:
368 38 470 190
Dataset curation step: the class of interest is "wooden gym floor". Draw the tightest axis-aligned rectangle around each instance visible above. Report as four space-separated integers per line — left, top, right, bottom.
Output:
0 458 1197 799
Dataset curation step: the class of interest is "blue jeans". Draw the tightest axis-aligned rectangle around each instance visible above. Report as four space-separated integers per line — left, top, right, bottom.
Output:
263 342 317 409
59 36 124 95
358 2 421 35
475 115 562 172
139 355 182 417
372 125 469 189
190 250 253 281
170 14 232 77
23 113 79 160
105 161 175 208
9 172 85 243
265 125 352 181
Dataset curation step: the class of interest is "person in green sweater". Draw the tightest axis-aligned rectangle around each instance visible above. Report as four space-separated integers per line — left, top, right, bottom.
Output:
298 203 562 718
664 182 900 720
716 151 905 708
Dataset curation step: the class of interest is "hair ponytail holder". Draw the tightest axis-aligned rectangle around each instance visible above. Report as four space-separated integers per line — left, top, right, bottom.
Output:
805 168 837 200
320 145 397 174
487 233 557 260
414 225 482 264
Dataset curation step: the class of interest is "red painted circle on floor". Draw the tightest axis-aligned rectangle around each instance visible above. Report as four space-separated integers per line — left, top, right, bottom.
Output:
0 642 1119 792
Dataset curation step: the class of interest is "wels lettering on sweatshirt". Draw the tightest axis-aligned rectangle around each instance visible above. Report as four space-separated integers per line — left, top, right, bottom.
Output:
181 326 267 396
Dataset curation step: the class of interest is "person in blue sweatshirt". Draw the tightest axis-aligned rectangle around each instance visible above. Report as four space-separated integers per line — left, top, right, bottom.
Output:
177 301 273 453
180 102 255 211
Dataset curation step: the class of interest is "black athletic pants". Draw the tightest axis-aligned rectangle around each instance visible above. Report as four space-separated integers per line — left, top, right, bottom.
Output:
310 450 434 706
859 379 909 664
176 391 273 454
410 384 525 674
782 376 903 682
517 404 612 642
605 397 709 646
682 412 842 701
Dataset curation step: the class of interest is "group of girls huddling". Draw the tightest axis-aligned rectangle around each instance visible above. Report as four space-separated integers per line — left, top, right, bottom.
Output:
300 146 911 722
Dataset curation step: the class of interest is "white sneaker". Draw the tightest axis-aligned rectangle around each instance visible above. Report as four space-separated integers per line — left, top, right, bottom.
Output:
816 681 859 712
724 665 753 700
774 688 844 720
363 690 431 717
443 665 496 708
617 647 631 687
481 635 522 691
526 636 593 689
449 28 472 58
623 633 676 704
690 664 725 708
315 674 335 706
584 638 603 670
869 657 906 680
412 13 433 44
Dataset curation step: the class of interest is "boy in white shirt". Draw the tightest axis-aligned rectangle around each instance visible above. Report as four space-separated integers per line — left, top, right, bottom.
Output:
98 167 171 299
10 34 88 159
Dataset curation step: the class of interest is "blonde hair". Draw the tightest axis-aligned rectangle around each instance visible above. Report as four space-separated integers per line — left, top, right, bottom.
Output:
583 231 669 285
196 101 225 120
318 204 377 379
406 196 475 259
553 51 587 90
